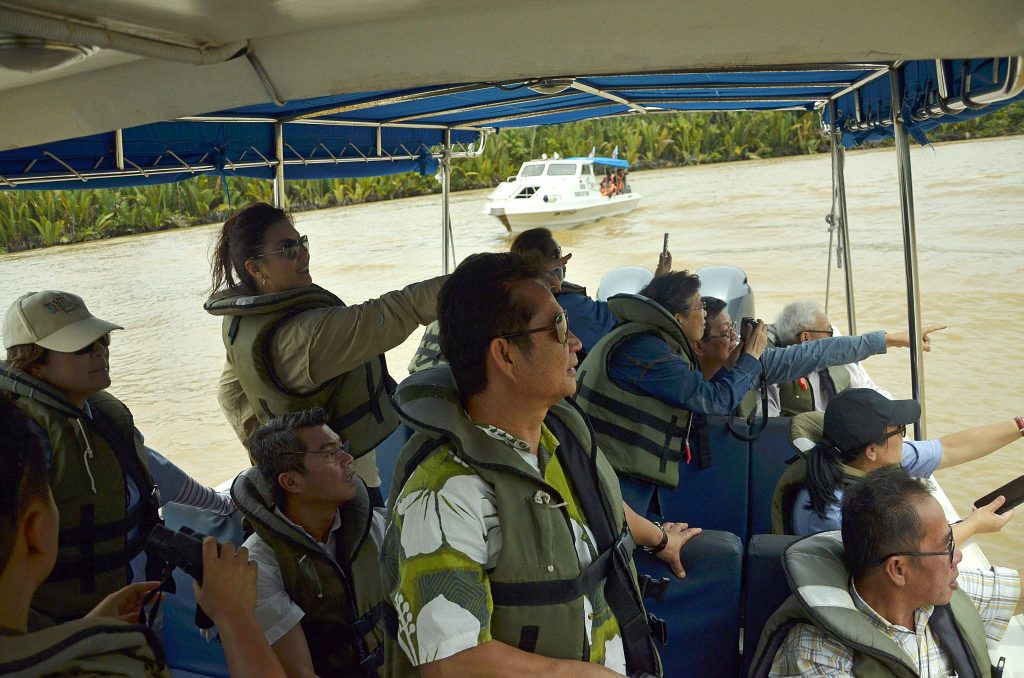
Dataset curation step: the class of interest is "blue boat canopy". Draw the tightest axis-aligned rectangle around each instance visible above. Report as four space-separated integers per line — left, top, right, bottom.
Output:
565 157 631 169
1 57 1020 190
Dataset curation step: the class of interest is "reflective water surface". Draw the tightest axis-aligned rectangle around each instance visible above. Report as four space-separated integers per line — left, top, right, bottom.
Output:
2 136 1021 569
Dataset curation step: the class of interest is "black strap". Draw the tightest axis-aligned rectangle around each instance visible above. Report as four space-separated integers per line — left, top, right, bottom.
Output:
227 315 241 344
490 535 621 606
589 416 685 469
350 602 385 639
576 382 689 440
57 504 145 544
517 626 540 653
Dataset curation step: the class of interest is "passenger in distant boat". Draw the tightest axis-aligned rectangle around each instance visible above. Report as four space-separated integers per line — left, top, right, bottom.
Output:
575 271 769 515
206 203 446 508
233 407 385 678
752 465 1022 678
693 297 920 419
383 253 695 677
776 388 1024 536
600 169 614 196
0 290 235 622
768 300 945 417
615 168 627 193
0 395 286 678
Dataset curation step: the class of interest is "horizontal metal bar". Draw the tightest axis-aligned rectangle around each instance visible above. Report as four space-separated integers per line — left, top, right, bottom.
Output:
176 115 486 132
596 81 856 92
826 67 891 102
571 80 646 113
385 92 582 123
285 83 494 121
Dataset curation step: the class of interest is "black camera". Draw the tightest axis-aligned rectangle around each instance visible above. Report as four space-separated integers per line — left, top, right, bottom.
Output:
147 524 210 584
740 316 758 339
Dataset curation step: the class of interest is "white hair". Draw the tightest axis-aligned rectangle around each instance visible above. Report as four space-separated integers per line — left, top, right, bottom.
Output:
775 300 827 345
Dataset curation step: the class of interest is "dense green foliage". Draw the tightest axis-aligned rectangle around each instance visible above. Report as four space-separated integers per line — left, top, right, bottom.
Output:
2 104 1021 252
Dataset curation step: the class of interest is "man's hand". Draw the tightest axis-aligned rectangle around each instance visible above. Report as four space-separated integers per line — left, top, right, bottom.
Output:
885 324 947 352
192 537 258 625
955 496 1014 542
655 521 702 579
655 249 672 277
86 581 161 623
743 321 768 360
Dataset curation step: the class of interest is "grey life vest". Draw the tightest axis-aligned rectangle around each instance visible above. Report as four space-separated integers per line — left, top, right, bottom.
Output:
407 320 444 374
575 293 697 489
205 285 398 457
0 363 160 621
384 365 661 676
750 531 992 678
231 467 385 677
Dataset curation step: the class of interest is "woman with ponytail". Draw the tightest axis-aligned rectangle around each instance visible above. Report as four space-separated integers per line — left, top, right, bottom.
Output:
205 203 446 506
788 388 1023 537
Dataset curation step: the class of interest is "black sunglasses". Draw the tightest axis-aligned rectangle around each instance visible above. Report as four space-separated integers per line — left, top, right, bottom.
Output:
500 311 570 346
879 423 907 443
249 234 309 261
72 333 111 355
876 526 956 566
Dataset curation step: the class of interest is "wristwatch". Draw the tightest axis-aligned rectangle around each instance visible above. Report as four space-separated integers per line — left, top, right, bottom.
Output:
642 522 669 554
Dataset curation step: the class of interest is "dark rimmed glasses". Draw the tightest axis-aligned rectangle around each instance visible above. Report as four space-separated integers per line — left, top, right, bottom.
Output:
73 333 110 355
500 311 570 346
282 439 351 461
879 423 907 444
249 234 309 261
876 526 955 566
800 327 835 337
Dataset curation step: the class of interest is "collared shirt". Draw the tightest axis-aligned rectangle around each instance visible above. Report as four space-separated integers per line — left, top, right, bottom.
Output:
769 566 1021 676
243 507 386 645
383 423 627 673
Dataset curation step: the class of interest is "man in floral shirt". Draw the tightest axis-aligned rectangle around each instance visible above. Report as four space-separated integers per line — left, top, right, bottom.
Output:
382 253 700 677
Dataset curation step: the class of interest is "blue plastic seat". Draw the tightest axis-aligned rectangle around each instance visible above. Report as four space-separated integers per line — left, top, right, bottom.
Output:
376 423 413 502
741 533 799 676
747 417 797 536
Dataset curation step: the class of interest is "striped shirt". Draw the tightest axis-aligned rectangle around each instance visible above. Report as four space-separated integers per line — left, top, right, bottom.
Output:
769 566 1021 677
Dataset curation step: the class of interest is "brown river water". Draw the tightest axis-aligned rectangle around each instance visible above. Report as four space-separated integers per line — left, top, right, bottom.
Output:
2 135 1021 569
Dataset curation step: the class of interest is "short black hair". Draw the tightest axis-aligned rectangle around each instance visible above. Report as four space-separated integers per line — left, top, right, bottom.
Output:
639 270 701 316
841 466 932 578
701 296 728 340
0 395 51 574
249 407 330 506
510 228 560 260
438 253 548 398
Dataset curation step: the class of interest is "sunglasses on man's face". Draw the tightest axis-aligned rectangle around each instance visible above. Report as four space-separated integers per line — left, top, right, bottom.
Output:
500 311 570 346
250 234 310 261
73 333 111 355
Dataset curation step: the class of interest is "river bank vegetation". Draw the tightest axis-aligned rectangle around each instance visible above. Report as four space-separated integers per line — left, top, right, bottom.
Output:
2 104 1022 252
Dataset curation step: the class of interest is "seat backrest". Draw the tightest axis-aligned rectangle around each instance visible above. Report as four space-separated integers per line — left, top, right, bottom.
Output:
375 423 413 502
747 416 798 536
742 533 800 676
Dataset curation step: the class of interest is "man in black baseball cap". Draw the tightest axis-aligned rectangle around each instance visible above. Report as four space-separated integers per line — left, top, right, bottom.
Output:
775 388 1024 536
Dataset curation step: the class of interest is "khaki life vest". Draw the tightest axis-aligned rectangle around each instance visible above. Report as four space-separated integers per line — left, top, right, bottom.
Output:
749 531 992 678
384 365 660 676
205 285 399 457
231 467 385 677
770 411 872 535
0 618 170 677
0 363 159 621
575 293 697 489
777 364 851 417
407 320 444 374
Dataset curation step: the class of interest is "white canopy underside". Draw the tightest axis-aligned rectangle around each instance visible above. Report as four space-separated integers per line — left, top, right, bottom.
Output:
2 0 1023 151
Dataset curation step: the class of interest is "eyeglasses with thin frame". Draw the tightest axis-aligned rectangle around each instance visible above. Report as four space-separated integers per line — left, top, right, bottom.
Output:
875 526 955 566
799 327 834 337
681 301 707 314
249 234 309 261
705 323 738 341
72 333 111 355
500 311 570 346
281 439 351 461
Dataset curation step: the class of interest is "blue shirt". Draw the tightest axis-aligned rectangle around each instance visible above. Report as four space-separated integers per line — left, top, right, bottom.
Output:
556 288 617 355
791 438 944 536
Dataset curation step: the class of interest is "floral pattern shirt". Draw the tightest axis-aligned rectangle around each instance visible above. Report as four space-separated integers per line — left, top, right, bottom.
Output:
381 423 626 672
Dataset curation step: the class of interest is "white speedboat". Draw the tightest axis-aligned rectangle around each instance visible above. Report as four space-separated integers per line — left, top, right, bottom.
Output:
483 155 641 232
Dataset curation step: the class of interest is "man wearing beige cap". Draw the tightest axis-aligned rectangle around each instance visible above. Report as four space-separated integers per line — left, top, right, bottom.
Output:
1 290 234 622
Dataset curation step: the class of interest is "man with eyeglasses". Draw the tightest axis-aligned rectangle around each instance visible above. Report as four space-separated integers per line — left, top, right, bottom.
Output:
769 300 945 417
752 465 1022 677
232 407 386 677
383 253 691 677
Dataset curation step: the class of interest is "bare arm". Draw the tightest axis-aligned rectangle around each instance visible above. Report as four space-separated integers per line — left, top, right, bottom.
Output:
194 538 286 678
420 639 620 678
952 496 1013 543
884 324 947 351
937 420 1021 469
623 502 702 579
269 623 318 678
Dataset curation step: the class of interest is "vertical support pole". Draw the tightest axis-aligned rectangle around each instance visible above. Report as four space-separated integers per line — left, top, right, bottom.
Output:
441 129 452 274
114 129 125 171
273 121 287 209
889 66 927 439
828 102 857 336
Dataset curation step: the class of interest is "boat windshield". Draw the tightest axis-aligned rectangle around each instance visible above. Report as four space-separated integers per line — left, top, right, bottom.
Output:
520 164 545 177
547 163 578 176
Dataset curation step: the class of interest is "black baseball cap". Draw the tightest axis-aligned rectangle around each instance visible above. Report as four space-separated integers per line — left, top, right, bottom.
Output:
822 388 920 453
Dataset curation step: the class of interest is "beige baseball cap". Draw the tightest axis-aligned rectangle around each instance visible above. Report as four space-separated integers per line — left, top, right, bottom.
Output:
3 291 123 352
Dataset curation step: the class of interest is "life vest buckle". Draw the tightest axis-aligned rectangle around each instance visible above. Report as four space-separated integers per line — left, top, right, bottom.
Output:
638 574 670 604
647 613 669 645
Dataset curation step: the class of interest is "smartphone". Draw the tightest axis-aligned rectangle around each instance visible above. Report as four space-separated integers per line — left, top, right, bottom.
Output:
662 232 669 255
974 474 1024 514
